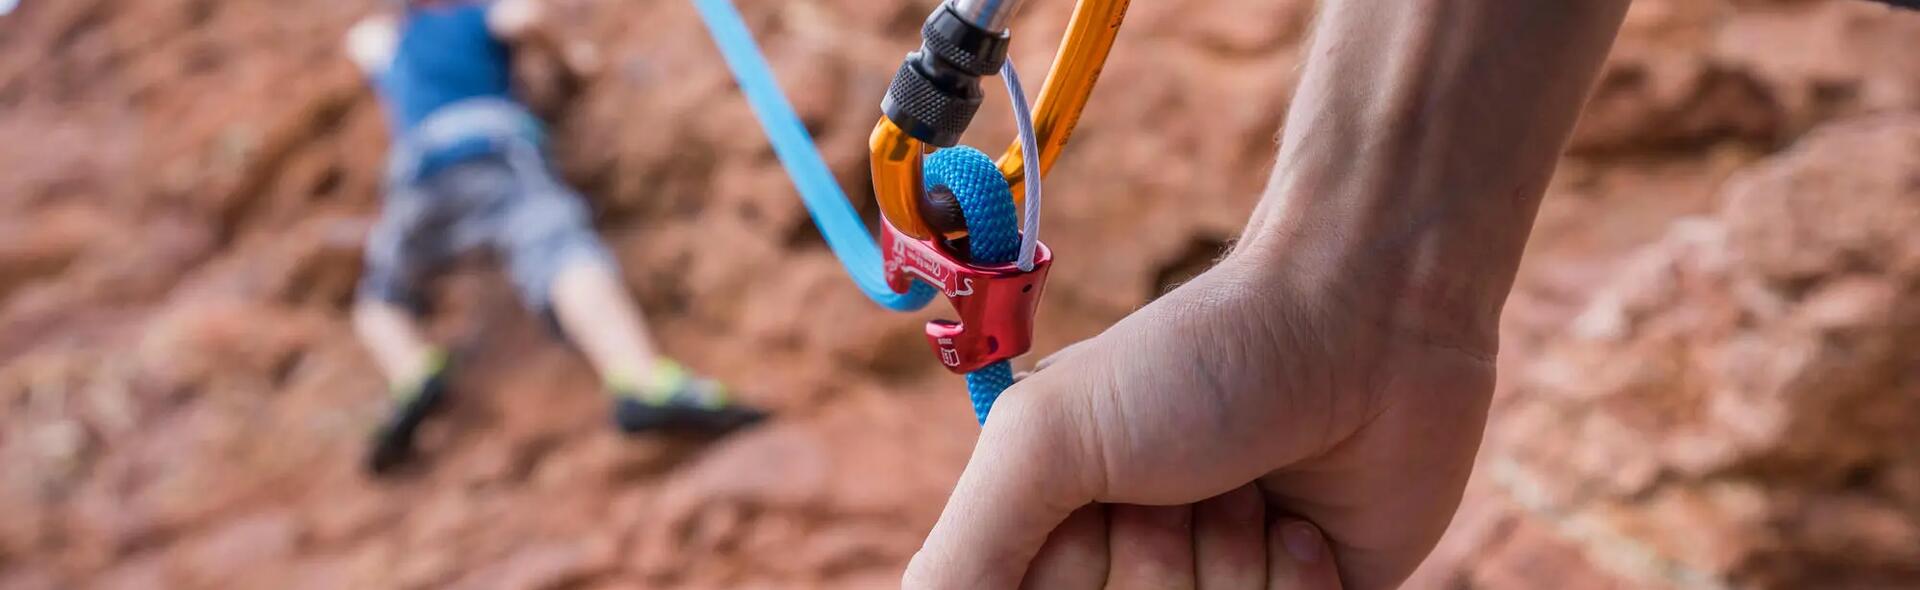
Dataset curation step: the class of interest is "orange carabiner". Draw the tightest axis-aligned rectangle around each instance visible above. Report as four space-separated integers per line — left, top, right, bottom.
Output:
869 0 1132 241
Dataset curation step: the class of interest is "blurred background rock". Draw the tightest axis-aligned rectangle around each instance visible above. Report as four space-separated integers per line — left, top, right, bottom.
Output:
0 0 1914 588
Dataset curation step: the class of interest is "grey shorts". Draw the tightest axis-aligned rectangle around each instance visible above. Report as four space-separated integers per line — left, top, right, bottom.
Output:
359 152 613 314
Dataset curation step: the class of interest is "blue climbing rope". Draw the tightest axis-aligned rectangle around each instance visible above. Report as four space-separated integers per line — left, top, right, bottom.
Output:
690 0 937 312
925 148 1022 424
693 0 1029 424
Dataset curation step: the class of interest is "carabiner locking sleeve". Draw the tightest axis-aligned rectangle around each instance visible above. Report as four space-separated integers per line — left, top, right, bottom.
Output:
870 0 1129 373
872 0 1130 241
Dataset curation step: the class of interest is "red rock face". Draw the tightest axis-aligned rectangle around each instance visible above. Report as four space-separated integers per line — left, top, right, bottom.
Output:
0 0 1915 588
1422 118 1920 590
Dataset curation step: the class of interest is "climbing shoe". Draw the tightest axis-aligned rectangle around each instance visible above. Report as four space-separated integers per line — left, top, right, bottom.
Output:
609 360 767 436
365 353 452 476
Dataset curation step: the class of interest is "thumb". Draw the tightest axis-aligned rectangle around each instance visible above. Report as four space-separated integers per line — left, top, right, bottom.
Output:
1268 519 1343 590
904 388 1103 589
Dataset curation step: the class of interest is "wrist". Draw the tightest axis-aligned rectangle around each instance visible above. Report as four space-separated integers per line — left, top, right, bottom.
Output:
1227 182 1516 360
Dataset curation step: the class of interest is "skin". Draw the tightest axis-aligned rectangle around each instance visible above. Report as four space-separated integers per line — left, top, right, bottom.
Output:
905 0 1634 588
347 1 643 391
1020 489 1346 590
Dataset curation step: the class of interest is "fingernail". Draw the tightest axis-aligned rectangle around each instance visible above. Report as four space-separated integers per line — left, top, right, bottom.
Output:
1281 521 1324 563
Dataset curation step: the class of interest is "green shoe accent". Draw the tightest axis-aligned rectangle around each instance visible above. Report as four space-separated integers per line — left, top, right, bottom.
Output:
643 359 688 404
608 358 728 409
367 354 454 476
390 348 449 403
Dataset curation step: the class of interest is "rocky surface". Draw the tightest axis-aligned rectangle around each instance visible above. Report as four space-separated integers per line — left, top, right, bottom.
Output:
0 0 1916 588
1414 117 1920 590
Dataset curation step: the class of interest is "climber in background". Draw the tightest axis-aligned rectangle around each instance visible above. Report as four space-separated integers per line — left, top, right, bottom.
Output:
345 0 766 476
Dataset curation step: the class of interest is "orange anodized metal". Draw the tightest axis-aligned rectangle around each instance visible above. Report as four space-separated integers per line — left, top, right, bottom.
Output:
994 0 1130 204
867 0 1132 241
869 118 931 239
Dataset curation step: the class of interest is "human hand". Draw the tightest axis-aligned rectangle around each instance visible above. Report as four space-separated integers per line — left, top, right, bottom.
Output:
489 0 598 80
1018 485 1343 589
904 250 1498 589
561 40 602 78
487 0 547 41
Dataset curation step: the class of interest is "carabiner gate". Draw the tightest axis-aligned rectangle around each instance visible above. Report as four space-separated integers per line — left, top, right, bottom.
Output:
871 0 1131 240
870 0 1129 371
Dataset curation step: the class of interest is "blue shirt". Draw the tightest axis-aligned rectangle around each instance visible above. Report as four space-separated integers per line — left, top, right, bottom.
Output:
374 2 525 175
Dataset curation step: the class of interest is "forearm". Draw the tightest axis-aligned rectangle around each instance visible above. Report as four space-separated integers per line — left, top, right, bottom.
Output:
1237 0 1630 353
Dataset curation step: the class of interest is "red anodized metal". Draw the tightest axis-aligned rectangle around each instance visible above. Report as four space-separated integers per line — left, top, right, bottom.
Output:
880 218 1051 374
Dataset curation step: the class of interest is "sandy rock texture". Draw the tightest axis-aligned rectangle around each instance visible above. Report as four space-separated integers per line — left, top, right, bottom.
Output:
0 0 1916 587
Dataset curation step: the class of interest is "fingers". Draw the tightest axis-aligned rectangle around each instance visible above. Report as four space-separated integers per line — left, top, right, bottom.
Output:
1266 519 1342 590
905 392 1101 589
1106 505 1196 590
1194 485 1266 590
1020 505 1109 590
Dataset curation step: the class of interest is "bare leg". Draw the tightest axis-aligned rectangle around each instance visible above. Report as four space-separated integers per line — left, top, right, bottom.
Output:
548 257 659 390
356 294 454 474
546 254 766 433
353 297 442 390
